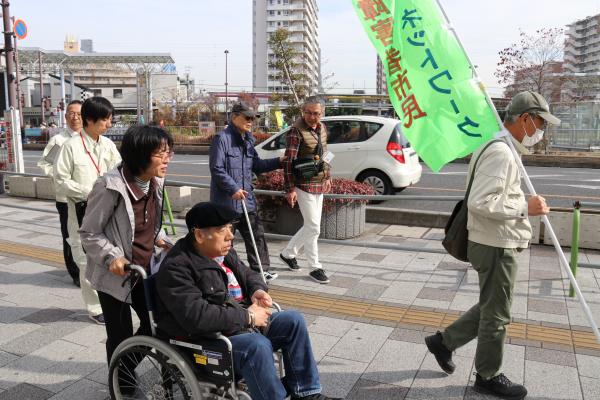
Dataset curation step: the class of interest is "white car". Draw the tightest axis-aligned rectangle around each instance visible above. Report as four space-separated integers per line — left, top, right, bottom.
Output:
255 115 422 195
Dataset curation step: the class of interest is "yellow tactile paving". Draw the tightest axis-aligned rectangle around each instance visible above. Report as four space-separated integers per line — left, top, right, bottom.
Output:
0 240 64 265
2 240 599 353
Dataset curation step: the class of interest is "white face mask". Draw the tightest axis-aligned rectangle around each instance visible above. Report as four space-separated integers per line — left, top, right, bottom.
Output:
521 116 544 147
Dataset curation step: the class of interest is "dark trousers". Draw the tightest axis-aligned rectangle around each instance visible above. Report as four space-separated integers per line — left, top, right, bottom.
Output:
98 281 151 367
233 211 270 273
442 241 518 379
55 201 79 282
230 311 321 400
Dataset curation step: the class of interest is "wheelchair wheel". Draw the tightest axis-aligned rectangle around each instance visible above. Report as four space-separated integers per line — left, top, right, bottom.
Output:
109 335 203 400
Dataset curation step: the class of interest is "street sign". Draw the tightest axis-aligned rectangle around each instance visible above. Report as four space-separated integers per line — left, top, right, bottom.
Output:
13 19 27 40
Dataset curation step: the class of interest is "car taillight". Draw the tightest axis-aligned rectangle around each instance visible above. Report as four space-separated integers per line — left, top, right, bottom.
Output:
386 142 405 163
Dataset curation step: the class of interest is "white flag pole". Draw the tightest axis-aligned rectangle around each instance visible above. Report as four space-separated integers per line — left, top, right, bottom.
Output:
434 0 600 343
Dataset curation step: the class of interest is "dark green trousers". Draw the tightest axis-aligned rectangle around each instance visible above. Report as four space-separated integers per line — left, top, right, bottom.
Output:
442 241 518 379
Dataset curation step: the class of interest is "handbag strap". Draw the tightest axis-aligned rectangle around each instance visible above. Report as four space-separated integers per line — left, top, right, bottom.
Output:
464 139 505 200
314 127 323 158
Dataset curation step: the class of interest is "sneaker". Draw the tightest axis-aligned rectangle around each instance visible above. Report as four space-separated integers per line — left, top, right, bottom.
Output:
89 314 105 325
280 253 301 271
309 269 330 284
263 271 279 283
474 373 527 400
424 331 455 374
292 393 342 400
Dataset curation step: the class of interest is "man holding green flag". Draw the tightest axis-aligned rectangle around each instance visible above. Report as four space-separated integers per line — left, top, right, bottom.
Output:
353 2 561 399
424 91 556 400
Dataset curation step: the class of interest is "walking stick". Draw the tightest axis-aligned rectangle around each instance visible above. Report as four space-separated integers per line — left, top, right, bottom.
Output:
241 199 267 284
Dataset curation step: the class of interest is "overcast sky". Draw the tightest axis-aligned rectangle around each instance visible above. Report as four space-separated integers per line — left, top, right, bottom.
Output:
12 0 600 97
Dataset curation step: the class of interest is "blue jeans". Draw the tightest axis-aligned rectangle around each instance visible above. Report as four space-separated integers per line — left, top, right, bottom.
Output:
229 310 321 400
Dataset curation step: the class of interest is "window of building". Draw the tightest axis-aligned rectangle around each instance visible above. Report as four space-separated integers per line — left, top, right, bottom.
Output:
113 89 123 99
283 10 290 16
282 21 289 27
268 10 275 16
268 21 275 27
92 89 102 96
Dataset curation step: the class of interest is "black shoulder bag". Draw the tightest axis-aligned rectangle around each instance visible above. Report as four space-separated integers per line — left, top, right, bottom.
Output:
292 130 324 180
442 140 502 262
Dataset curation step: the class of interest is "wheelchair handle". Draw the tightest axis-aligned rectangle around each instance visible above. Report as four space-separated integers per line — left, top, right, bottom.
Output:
123 264 148 280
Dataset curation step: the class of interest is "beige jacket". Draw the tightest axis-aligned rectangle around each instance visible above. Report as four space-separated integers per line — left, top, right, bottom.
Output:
466 136 531 249
53 130 121 202
37 128 78 202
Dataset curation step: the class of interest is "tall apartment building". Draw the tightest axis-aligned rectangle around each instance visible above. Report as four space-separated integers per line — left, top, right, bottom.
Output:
563 13 600 100
81 39 94 53
253 0 320 94
376 56 388 95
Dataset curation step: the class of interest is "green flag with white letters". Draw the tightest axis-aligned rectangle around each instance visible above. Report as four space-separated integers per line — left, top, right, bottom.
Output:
352 0 501 172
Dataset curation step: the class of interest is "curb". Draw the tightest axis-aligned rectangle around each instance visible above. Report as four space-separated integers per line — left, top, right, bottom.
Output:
366 206 450 229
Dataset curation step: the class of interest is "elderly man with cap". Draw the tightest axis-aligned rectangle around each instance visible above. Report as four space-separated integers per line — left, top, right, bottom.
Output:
209 102 284 283
154 202 341 400
424 91 559 400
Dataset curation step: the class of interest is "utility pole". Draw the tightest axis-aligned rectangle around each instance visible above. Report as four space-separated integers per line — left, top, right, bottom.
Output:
146 71 154 125
224 49 229 122
136 68 143 123
2 0 17 108
186 72 190 101
59 69 66 127
11 17 23 127
38 50 45 125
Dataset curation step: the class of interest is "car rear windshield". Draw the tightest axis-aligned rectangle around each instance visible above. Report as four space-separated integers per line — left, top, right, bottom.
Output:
391 123 411 147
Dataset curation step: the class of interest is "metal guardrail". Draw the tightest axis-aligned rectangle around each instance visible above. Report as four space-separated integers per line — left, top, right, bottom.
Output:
1 173 600 270
164 179 464 202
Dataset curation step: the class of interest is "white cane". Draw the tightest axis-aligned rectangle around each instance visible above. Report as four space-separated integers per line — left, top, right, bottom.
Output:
241 199 267 283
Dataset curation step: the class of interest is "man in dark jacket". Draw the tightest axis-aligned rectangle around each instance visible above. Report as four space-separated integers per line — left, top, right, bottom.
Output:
209 102 283 283
154 202 340 400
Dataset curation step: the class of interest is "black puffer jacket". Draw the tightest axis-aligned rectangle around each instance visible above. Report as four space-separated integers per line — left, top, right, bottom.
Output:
154 234 267 338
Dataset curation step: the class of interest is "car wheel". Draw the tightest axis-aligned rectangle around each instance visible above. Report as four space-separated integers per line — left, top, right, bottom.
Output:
357 170 392 197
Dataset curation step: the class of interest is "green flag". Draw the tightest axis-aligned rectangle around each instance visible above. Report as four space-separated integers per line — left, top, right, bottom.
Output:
352 0 501 172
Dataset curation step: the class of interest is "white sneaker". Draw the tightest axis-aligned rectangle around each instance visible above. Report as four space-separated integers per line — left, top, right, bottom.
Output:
263 271 279 283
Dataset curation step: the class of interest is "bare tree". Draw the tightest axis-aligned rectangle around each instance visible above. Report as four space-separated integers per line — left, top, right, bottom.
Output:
267 28 309 121
495 28 566 100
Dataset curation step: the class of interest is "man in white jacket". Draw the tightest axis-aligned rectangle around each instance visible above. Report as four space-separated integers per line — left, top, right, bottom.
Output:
54 97 121 324
425 91 559 400
38 101 82 287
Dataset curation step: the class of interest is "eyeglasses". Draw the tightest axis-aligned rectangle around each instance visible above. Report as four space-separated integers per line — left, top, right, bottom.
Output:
152 150 174 161
66 112 81 118
244 116 255 122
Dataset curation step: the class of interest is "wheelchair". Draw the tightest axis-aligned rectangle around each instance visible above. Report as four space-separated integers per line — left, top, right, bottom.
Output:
108 264 283 400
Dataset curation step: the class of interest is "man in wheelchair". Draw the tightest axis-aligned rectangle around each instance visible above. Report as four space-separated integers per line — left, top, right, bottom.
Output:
154 202 341 400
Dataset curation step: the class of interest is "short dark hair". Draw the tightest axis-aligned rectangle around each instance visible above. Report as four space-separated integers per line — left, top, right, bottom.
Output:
67 100 82 108
120 125 174 176
81 97 114 127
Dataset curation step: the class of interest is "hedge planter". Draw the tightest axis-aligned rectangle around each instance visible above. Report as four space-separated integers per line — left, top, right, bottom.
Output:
255 171 374 240
259 202 366 240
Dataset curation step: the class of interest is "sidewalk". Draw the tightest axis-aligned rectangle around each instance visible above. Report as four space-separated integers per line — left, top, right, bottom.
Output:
0 195 598 399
